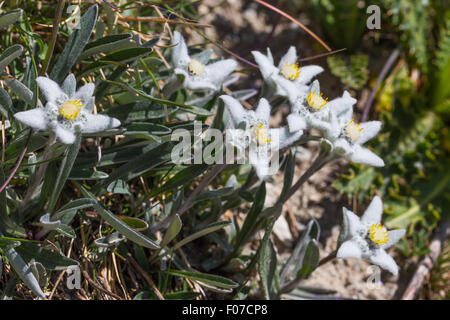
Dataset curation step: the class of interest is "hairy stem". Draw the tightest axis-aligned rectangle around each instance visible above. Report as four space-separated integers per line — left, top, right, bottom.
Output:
150 163 226 232
280 250 337 294
21 133 56 209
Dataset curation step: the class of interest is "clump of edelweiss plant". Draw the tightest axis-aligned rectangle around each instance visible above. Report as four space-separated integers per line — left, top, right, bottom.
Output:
0 2 407 300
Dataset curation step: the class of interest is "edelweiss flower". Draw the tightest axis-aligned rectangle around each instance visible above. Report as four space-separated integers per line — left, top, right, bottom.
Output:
14 75 121 144
337 196 405 276
220 95 303 180
252 46 323 97
171 31 238 91
277 79 356 134
324 100 384 167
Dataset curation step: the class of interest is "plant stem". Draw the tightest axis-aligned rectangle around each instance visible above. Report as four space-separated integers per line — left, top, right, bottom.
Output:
277 152 333 205
0 130 32 194
280 250 337 294
361 49 400 122
40 0 66 76
150 163 226 232
21 133 56 209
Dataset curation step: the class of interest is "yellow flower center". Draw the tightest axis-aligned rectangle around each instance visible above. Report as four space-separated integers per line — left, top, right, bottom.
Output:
344 119 363 143
188 59 205 76
254 123 271 145
307 90 328 110
59 99 84 120
281 62 301 80
369 223 389 245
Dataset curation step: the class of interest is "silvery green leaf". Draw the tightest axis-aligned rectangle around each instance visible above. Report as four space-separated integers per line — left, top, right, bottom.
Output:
53 198 97 220
78 33 134 60
94 232 125 248
124 122 171 135
233 182 266 252
167 221 231 254
4 247 46 298
0 9 22 30
164 269 238 289
258 221 280 300
69 169 109 180
77 184 160 249
319 138 333 156
193 187 234 203
79 47 153 77
280 149 295 200
0 44 23 71
0 168 26 237
47 133 81 212
37 213 61 230
3 76 39 107
103 100 178 122
92 141 174 194
296 239 320 279
162 73 185 97
50 5 98 83
107 179 131 195
160 214 182 248
14 242 79 270
337 207 351 247
0 86 12 118
30 261 47 287
280 220 320 284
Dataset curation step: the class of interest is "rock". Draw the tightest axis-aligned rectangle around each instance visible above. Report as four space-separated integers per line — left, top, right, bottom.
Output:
272 215 293 245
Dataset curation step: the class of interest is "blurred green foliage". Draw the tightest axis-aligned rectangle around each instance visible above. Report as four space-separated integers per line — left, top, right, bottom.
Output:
333 0 450 253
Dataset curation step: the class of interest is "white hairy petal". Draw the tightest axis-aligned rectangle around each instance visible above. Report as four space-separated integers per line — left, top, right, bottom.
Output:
272 74 299 103
54 125 76 144
369 249 399 276
80 113 121 133
381 229 406 249
308 79 320 95
287 113 307 133
357 121 382 145
270 127 303 150
73 83 95 104
337 240 363 259
14 108 48 131
295 65 323 85
255 98 271 123
61 73 77 97
36 76 67 105
249 147 271 180
266 47 274 65
333 138 352 155
185 78 217 91
343 207 363 237
278 46 297 69
349 145 385 167
220 95 248 128
172 31 190 68
252 50 278 80
205 59 238 87
361 195 383 225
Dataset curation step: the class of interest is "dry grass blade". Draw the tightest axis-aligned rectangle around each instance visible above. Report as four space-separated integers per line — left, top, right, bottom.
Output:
253 0 331 52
